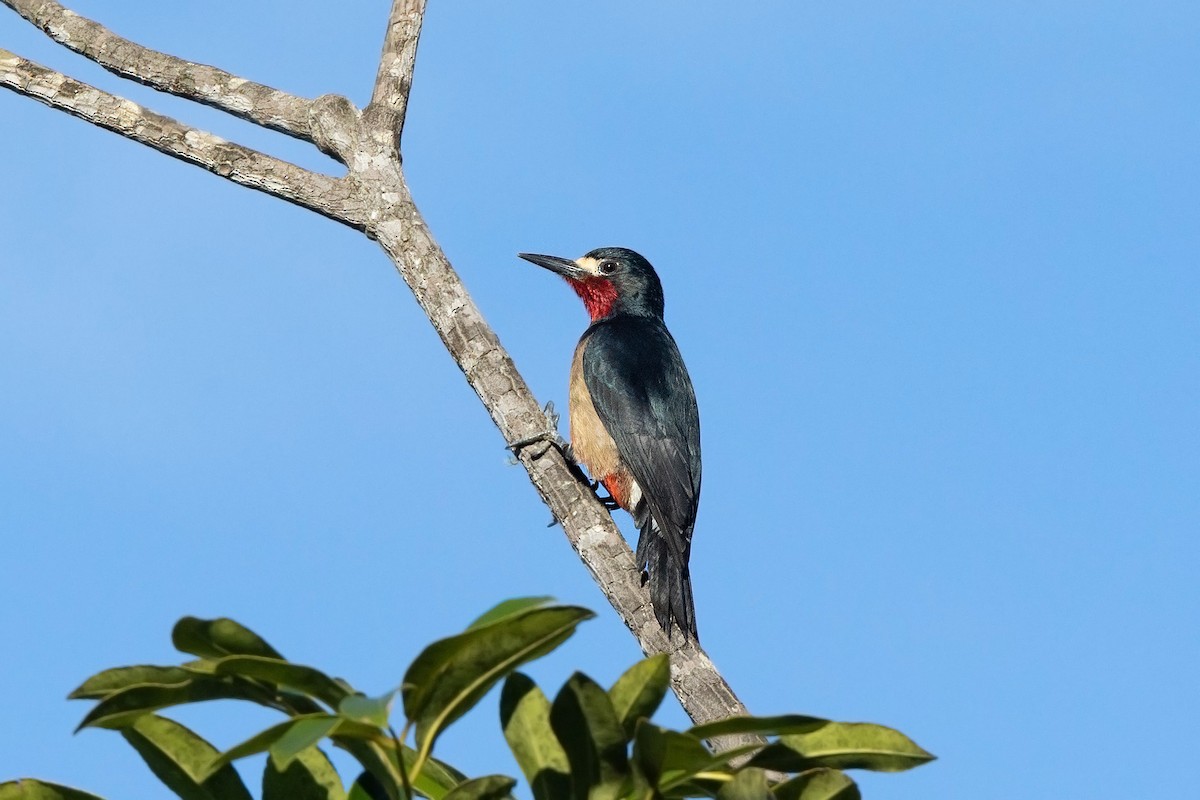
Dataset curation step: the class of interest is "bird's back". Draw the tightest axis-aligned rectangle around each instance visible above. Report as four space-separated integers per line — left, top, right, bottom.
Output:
581 314 701 563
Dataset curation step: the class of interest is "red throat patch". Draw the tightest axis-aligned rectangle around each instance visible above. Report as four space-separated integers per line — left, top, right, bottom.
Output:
568 277 618 321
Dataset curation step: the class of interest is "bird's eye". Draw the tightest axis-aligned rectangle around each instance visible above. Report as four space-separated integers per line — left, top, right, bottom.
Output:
599 260 617 275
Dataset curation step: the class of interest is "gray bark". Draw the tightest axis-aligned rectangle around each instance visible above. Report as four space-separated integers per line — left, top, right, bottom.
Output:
1 0 760 751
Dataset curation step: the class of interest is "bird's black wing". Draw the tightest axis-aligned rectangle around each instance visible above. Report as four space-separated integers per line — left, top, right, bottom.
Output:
581 316 701 556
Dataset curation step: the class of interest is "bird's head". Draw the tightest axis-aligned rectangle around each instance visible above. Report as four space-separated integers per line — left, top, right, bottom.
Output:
518 247 665 322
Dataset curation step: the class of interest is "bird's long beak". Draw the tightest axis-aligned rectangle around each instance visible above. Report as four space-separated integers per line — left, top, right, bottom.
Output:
518 252 587 280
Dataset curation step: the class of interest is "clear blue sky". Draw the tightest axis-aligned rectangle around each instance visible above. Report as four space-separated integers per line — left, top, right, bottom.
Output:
2 2 1197 798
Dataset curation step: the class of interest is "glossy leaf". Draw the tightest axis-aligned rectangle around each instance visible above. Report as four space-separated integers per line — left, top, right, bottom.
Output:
346 771 390 800
173 617 284 660
608 654 670 740
772 769 860 800
550 672 630 800
716 768 771 800
337 744 404 800
340 738 463 800
632 722 713 790
688 714 830 741
276 690 328 717
210 715 342 772
0 780 108 800
499 674 570 800
339 691 396 727
442 775 517 800
398 747 471 800
182 659 219 675
210 713 460 800
467 597 554 630
76 675 274 730
120 714 252 800
262 745 346 800
211 655 350 708
749 723 934 773
270 717 343 771
403 604 593 752
69 666 198 700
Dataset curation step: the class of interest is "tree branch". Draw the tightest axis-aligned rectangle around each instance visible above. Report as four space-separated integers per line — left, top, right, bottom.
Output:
368 191 758 749
3 0 318 143
2 0 762 751
0 49 364 226
368 0 425 143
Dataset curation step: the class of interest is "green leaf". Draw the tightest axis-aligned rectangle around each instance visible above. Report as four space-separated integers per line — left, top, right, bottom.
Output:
403 604 593 754
173 616 285 660
211 655 351 708
270 717 343 771
69 666 198 700
716 768 771 800
401 749 471 800
748 723 934 773
608 654 670 739
499 674 570 800
467 597 555 630
339 691 396 727
0 780 108 800
213 716 458 800
182 659 220 675
76 675 275 730
688 714 830 741
262 745 347 800
631 721 714 790
347 771 390 800
337 744 404 800
210 714 348 772
277 690 329 717
120 714 253 800
549 672 630 800
442 776 518 800
772 769 860 800
338 738 465 800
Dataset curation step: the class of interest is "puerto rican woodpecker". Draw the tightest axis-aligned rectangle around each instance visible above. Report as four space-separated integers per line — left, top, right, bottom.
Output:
518 247 701 640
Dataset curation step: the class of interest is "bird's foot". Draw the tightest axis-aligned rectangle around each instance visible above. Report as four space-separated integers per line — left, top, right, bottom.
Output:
507 401 573 461
508 401 618 516
543 481 618 526
594 488 621 511
570 464 619 509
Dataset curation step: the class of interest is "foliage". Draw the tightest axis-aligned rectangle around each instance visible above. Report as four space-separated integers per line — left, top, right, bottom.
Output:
0 599 932 800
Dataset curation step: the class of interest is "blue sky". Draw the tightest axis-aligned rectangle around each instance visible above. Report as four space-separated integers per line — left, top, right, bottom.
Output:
2 1 1197 797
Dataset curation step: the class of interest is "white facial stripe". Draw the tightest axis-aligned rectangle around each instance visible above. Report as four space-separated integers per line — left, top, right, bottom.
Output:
573 256 601 275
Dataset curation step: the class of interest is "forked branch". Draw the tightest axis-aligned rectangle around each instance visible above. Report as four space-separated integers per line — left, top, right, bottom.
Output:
1 0 758 746
6 0 317 142
370 0 426 138
0 50 361 224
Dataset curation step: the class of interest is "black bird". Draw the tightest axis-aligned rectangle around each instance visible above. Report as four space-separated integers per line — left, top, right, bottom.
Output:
518 247 701 640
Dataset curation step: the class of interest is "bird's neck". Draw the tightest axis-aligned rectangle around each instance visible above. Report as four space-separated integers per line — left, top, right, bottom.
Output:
568 277 619 322
568 276 664 322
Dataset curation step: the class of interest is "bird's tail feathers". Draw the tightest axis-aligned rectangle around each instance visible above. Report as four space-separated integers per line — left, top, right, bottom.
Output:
636 517 697 641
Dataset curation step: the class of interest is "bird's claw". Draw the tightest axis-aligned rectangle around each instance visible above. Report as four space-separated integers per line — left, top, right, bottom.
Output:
596 492 621 511
545 483 618 526
507 401 617 513
542 399 561 430
507 401 573 461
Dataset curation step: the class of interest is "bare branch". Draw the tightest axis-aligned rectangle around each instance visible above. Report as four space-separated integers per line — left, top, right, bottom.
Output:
3 0 317 141
520 441 757 746
370 182 758 751
2 0 760 751
0 50 364 227
368 0 425 141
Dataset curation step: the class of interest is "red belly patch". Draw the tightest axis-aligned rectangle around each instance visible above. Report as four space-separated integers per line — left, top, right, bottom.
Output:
601 472 631 510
